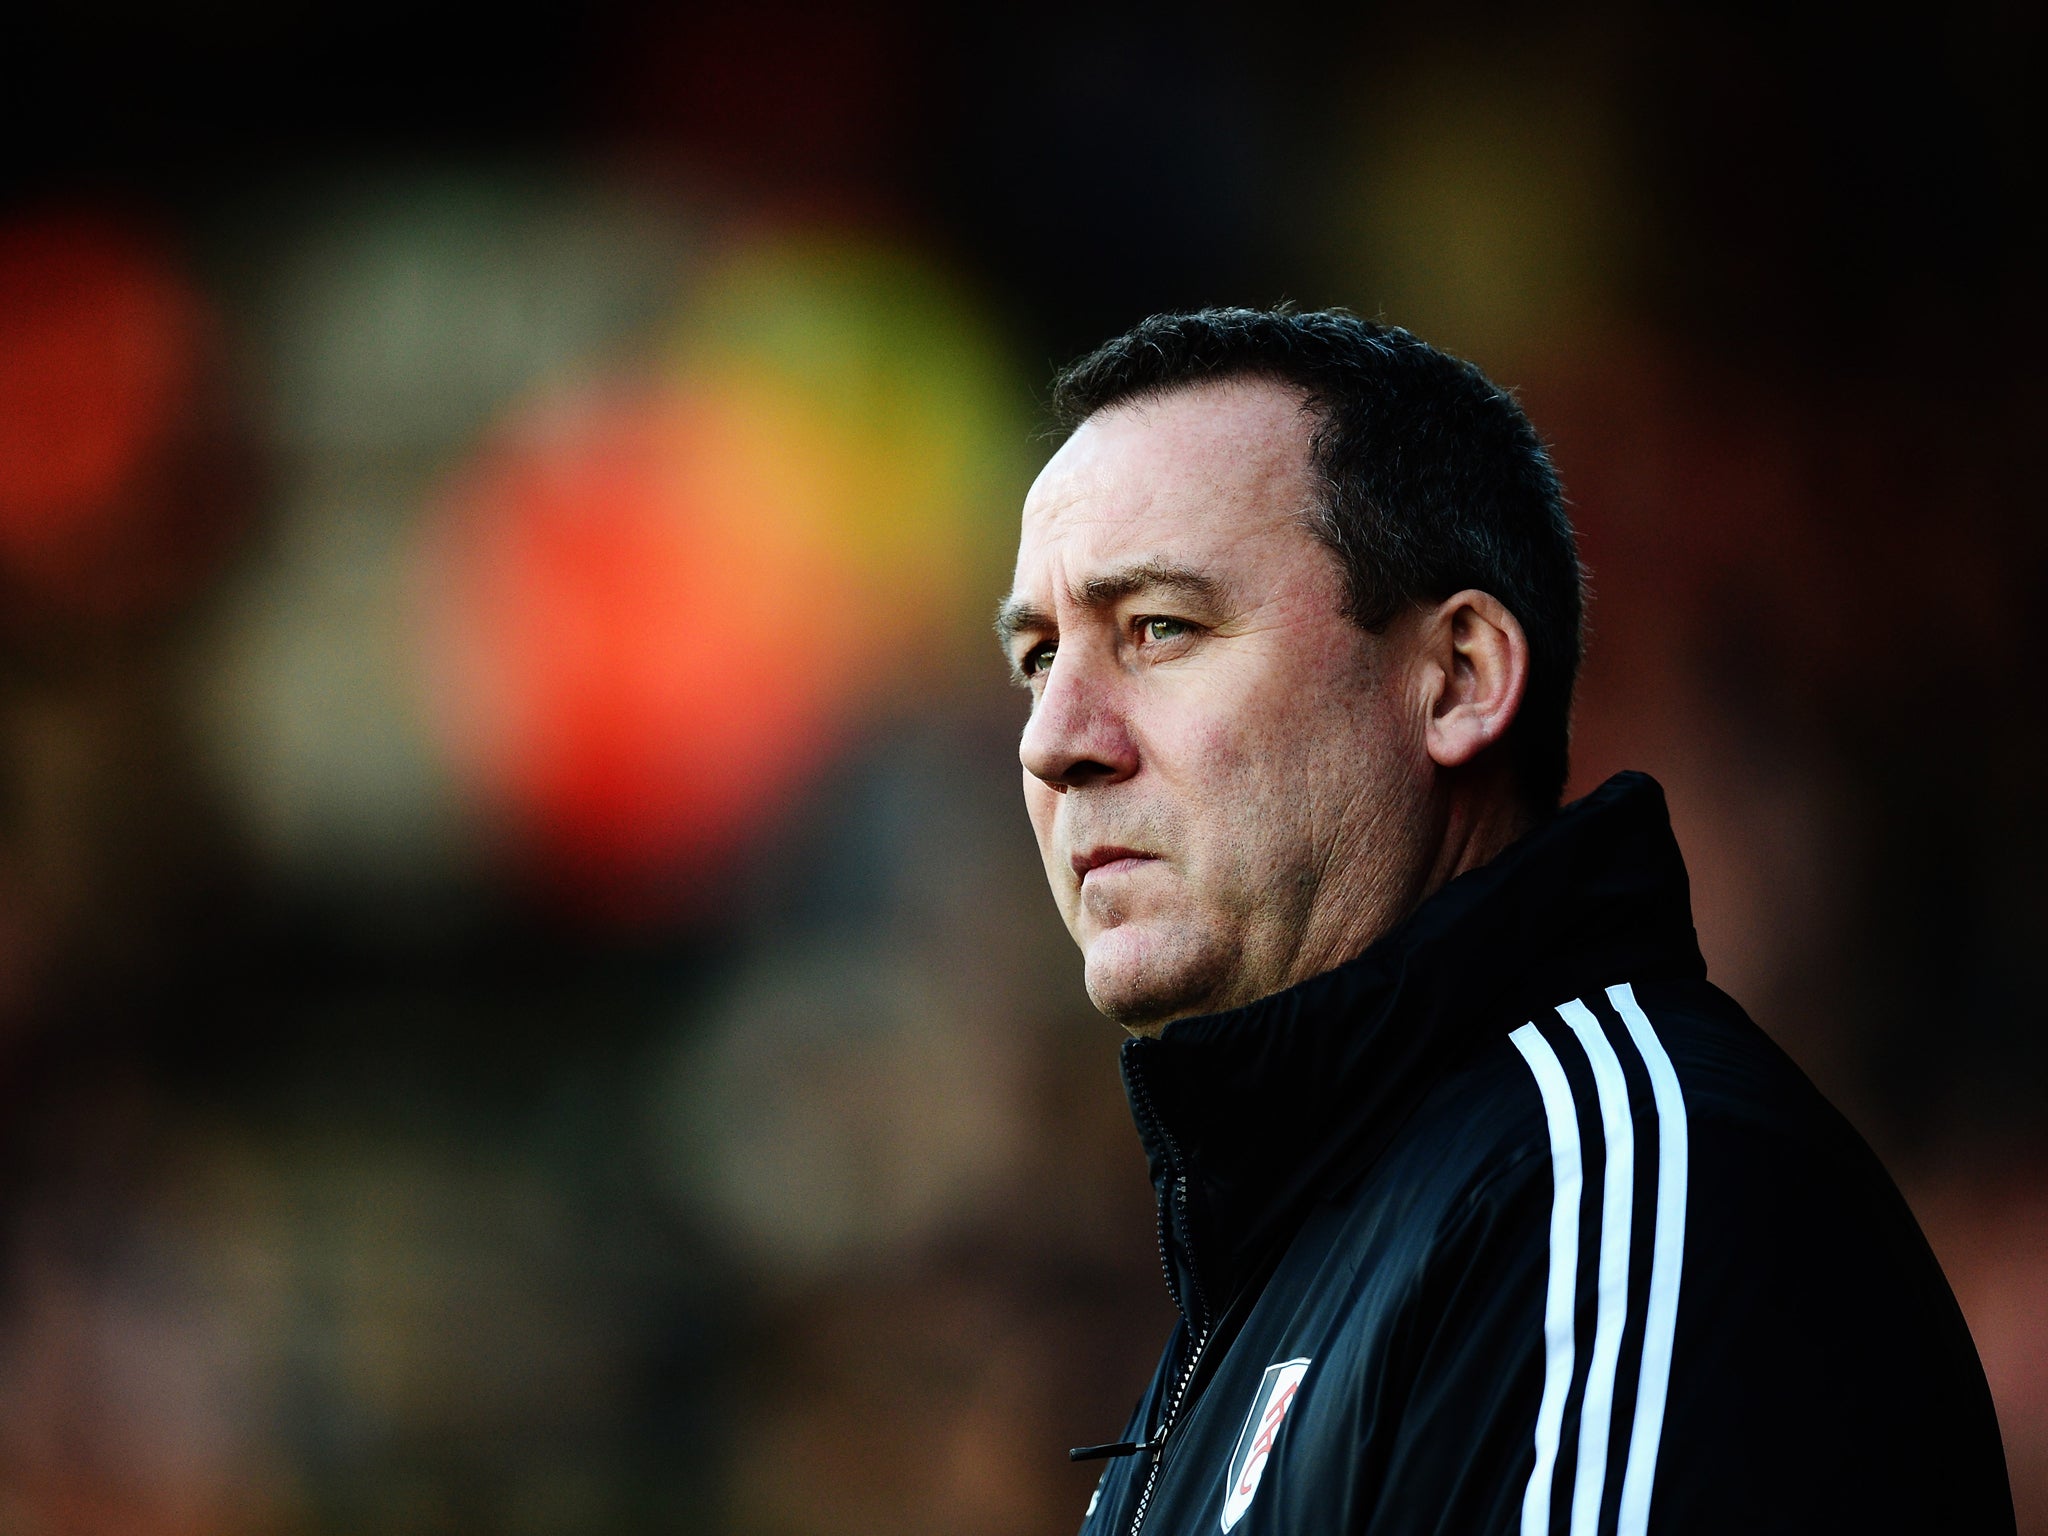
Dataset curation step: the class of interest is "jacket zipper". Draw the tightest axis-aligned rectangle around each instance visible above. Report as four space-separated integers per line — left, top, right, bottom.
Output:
1123 1052 1214 1536
1127 1190 1208 1536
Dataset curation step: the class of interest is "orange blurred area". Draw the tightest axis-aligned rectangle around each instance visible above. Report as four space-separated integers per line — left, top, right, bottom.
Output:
412 231 1018 915
423 383 856 907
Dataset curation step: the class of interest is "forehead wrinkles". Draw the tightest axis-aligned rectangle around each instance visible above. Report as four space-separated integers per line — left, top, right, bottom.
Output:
1010 382 1322 629
1019 449 1300 586
1019 447 1159 554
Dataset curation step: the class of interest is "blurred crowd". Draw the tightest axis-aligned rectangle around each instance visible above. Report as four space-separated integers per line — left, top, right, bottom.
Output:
2 5 2042 1533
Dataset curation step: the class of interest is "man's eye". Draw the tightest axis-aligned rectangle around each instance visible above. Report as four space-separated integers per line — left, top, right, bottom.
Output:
1022 642 1057 676
1142 617 1190 643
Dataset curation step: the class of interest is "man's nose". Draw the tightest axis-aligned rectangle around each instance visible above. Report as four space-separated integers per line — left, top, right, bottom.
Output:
1018 655 1138 792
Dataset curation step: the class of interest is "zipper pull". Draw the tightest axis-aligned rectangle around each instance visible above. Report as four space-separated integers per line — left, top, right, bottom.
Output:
1068 1440 1139 1463
1068 1424 1167 1462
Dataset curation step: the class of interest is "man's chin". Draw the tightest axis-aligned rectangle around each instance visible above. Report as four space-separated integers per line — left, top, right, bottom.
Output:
1082 926 1231 1035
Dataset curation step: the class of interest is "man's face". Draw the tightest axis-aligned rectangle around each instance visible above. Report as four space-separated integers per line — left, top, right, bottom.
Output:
1000 380 1435 1031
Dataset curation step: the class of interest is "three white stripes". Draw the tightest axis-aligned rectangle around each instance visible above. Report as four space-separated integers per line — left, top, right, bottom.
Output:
1508 982 1688 1536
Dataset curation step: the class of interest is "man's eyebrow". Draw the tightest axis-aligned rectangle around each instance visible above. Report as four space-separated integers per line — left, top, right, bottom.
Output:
994 559 1230 657
993 596 1051 654
1073 558 1228 612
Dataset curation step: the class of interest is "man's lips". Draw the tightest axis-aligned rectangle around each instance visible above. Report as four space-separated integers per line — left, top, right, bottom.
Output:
1073 846 1157 882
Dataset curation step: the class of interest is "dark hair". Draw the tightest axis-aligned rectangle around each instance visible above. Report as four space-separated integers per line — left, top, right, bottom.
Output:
1048 306 1585 810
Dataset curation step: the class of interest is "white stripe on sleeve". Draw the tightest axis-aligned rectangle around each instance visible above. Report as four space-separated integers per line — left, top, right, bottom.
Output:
1556 998 1637 1536
1509 1022 1584 1536
1606 982 1689 1536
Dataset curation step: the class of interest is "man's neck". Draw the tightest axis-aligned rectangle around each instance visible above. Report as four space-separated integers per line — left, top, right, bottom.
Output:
1426 770 1536 901
1295 763 1536 1001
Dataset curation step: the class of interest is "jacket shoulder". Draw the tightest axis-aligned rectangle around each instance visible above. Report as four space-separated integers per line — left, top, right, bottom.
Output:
1369 976 2015 1533
1386 974 1932 1229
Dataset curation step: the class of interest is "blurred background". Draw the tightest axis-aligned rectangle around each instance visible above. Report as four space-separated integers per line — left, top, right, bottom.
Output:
2 3 2043 1532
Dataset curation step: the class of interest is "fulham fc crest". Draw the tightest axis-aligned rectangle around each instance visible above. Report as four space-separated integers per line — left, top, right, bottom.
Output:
1219 1357 1311 1532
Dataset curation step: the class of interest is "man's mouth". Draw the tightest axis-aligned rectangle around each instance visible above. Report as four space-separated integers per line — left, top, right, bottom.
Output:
1073 846 1157 883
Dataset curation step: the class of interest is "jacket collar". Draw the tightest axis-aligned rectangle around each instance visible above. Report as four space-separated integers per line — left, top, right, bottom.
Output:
1119 771 1707 1327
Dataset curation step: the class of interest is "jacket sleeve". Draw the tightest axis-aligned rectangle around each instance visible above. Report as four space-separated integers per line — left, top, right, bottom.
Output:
1360 1091 2015 1536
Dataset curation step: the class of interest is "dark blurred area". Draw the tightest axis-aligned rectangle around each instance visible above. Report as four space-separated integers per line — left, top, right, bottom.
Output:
1 4 2042 1532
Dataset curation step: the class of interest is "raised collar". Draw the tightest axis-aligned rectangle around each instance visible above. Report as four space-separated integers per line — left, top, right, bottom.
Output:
1119 771 1707 1328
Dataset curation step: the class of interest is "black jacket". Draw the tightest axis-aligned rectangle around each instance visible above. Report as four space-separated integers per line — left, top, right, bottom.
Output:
1073 772 2013 1536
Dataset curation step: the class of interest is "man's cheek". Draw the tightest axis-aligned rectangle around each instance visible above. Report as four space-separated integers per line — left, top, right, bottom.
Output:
1178 710 1245 766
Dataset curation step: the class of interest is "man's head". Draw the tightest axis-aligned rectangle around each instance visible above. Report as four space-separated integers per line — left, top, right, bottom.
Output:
998 308 1582 1033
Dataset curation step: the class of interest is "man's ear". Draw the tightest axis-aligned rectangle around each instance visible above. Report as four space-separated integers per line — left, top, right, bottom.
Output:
1421 589 1530 771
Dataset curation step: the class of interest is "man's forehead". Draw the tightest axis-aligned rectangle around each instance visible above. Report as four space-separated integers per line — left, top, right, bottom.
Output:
1017 380 1316 575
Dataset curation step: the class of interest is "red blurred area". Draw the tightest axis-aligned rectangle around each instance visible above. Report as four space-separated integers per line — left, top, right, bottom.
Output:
0 213 217 615
422 383 855 915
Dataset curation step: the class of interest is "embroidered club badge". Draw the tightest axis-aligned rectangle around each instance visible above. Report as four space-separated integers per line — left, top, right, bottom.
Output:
1219 1357 1311 1532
